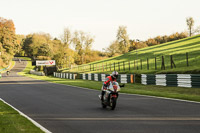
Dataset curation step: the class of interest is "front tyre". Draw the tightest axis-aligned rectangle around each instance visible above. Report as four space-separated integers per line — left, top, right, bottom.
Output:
110 97 117 110
102 102 107 108
101 97 107 108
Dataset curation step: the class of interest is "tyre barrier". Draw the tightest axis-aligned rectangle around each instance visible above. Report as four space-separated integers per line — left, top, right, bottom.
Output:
141 74 200 88
30 70 45 76
53 72 135 83
54 72 77 80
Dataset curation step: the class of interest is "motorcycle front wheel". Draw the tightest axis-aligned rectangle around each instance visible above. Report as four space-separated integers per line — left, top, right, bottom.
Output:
102 102 107 108
110 97 117 110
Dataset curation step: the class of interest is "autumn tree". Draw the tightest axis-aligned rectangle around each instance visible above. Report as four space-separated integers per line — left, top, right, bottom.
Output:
143 32 188 48
106 40 120 57
84 34 94 63
116 26 130 54
146 38 158 46
129 40 136 51
0 17 18 66
60 28 74 67
61 27 72 49
15 34 25 56
72 31 94 64
186 17 194 37
135 41 148 49
23 33 53 58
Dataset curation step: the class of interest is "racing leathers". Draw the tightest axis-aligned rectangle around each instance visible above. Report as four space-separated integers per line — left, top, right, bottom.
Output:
101 76 117 100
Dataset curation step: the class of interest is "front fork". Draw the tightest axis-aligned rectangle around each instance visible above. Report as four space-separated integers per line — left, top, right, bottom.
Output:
110 93 118 98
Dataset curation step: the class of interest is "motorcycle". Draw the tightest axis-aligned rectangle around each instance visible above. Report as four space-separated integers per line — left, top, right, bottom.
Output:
99 82 124 110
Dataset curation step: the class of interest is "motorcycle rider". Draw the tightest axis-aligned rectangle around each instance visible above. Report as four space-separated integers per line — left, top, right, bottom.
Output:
101 71 119 101
6 70 10 76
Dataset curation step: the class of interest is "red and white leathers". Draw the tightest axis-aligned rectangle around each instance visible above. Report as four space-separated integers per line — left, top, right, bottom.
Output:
101 76 117 91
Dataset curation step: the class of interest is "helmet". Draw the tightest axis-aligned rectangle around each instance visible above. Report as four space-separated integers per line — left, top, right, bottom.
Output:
111 71 119 79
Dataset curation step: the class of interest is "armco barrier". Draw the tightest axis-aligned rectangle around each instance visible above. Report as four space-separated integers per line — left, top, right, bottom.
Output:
141 74 200 88
53 72 135 83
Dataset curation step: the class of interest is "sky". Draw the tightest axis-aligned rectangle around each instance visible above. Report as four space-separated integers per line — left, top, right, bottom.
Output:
1 0 200 50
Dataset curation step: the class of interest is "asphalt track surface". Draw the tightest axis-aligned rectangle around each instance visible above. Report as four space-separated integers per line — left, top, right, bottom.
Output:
0 60 200 133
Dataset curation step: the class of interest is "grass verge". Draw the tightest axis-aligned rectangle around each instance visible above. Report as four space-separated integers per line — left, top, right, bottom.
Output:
18 57 200 102
0 100 44 133
0 60 15 73
0 57 44 133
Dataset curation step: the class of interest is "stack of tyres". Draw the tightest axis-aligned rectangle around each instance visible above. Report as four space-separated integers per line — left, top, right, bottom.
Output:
98 74 102 81
166 74 178 86
127 74 131 83
91 74 95 81
117 75 121 83
146 74 156 85
85 74 88 80
191 74 200 88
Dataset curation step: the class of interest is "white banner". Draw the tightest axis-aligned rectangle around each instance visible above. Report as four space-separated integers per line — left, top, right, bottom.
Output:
36 60 56 66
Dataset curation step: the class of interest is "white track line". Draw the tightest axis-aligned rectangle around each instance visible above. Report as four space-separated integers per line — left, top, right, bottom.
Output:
35 117 200 121
0 98 51 133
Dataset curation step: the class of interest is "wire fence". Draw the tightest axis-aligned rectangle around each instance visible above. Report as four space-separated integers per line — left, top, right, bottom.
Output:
67 51 200 73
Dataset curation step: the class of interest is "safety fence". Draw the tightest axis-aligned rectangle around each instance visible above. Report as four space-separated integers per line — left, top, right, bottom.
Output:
53 72 135 83
54 72 77 80
141 74 200 88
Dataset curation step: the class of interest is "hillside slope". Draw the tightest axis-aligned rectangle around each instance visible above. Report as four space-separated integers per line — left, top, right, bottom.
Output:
67 34 200 74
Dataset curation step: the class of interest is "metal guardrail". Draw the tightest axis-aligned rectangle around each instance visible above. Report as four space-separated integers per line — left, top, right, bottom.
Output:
141 74 200 88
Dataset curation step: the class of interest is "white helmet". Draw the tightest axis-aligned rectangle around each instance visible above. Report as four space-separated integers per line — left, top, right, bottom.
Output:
111 71 119 79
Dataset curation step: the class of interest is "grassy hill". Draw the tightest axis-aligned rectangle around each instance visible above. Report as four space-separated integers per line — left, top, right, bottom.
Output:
65 34 200 74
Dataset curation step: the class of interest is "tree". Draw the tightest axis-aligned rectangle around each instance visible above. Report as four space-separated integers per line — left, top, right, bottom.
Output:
61 28 72 49
23 33 52 58
15 34 25 56
106 40 120 57
60 28 74 67
194 26 200 35
116 26 130 54
186 17 194 37
146 38 158 46
129 40 136 51
84 34 94 63
72 31 94 64
135 41 148 49
0 17 18 66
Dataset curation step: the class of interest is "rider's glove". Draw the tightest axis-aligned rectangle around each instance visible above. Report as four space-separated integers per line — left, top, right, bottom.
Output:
103 84 108 87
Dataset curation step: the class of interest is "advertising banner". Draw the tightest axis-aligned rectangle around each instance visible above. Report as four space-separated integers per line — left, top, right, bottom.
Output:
36 60 56 66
